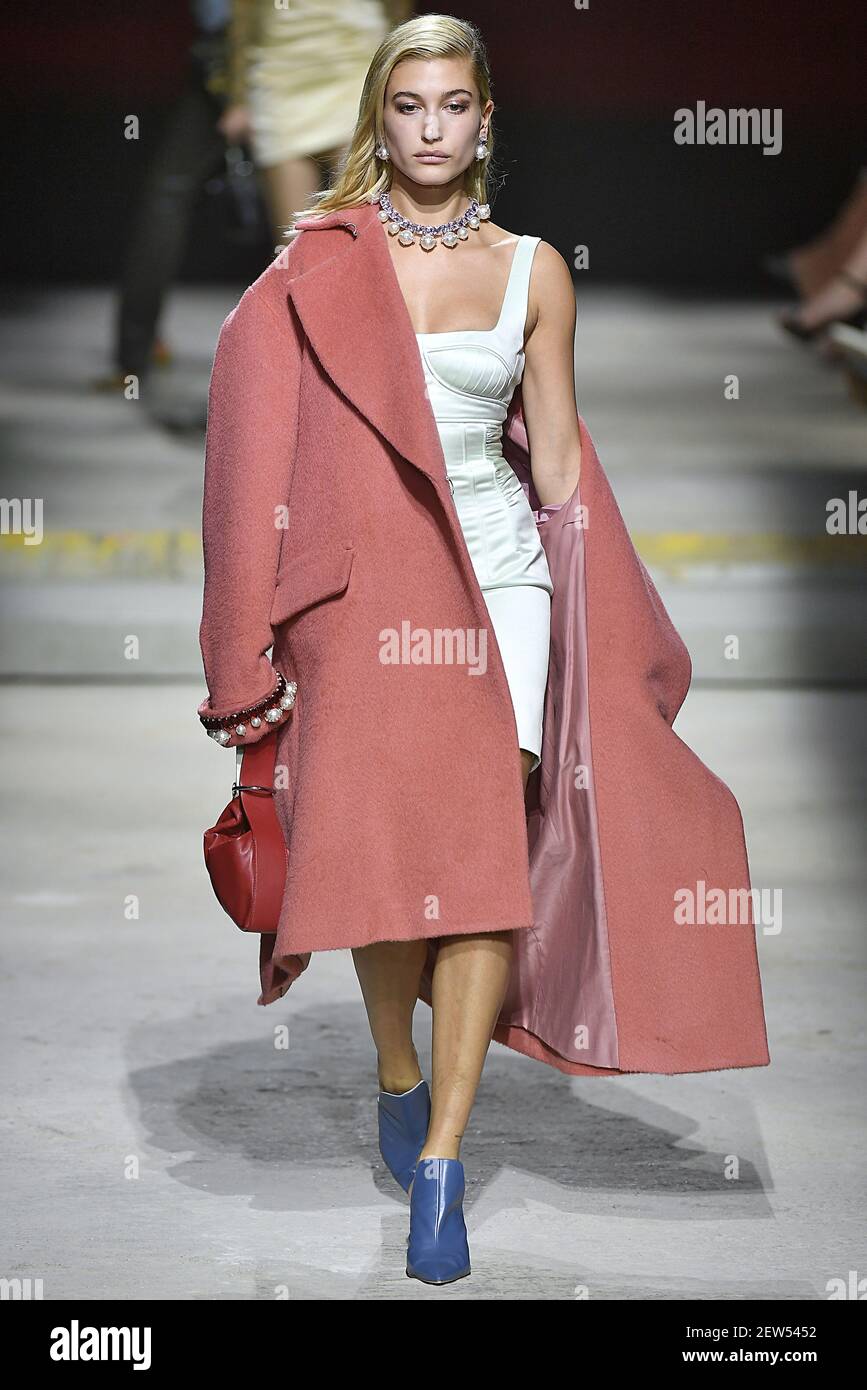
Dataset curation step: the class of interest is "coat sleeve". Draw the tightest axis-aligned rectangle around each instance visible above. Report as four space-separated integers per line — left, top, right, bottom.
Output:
197 283 302 749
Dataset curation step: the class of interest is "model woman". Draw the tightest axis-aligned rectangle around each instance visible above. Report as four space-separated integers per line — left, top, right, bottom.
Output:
197 15 770 1287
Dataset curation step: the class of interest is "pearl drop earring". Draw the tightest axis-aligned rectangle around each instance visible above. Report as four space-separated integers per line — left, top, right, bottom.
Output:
376 143 389 160
475 131 489 160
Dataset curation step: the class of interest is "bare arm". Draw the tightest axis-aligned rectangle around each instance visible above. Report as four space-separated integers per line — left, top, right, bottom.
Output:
520 241 582 506
225 0 257 107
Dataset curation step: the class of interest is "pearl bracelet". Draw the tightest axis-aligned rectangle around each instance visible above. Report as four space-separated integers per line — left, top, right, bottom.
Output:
200 671 298 744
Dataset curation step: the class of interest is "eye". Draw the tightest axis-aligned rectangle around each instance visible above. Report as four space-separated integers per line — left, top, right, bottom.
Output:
395 102 471 115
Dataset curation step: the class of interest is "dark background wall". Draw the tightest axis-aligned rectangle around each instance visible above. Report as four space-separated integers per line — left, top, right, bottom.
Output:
2 0 864 287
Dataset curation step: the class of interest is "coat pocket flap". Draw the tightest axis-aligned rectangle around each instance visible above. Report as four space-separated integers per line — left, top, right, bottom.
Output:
270 543 355 628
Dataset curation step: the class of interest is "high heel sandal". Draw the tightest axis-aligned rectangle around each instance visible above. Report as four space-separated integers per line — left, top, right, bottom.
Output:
406 1156 472 1285
377 1079 431 1193
779 270 867 341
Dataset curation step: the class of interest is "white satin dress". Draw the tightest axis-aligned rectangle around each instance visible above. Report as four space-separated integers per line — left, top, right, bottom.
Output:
415 235 553 774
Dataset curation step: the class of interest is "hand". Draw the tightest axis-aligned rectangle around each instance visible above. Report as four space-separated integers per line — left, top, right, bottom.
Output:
217 104 253 144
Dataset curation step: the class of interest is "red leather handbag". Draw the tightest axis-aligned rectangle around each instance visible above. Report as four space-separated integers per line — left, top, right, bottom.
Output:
203 733 287 932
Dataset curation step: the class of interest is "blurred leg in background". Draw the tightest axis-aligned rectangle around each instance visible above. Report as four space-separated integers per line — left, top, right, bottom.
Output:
778 223 867 342
115 83 226 382
768 165 867 300
94 4 233 391
257 147 339 248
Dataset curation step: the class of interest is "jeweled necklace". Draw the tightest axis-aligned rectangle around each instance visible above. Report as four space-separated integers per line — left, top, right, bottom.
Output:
375 190 491 251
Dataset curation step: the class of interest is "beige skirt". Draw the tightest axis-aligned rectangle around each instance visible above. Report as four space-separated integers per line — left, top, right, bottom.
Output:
247 0 390 166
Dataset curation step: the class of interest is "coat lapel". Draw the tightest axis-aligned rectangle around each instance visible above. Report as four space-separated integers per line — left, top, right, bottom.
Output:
284 200 450 492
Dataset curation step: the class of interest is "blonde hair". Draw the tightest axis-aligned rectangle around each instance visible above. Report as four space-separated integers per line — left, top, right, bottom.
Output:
286 13 497 232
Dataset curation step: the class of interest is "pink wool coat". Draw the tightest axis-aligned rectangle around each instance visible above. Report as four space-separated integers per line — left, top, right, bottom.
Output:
198 197 770 1078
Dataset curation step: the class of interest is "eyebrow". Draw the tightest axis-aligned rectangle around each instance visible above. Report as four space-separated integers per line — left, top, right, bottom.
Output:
390 89 473 100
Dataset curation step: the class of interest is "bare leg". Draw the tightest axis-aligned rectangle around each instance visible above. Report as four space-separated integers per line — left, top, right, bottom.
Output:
787 169 867 299
410 749 535 1176
782 228 867 332
259 143 348 251
259 156 321 251
353 748 534 1167
351 937 428 1094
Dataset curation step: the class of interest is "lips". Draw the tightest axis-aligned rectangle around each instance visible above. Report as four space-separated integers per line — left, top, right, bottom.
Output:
414 153 449 160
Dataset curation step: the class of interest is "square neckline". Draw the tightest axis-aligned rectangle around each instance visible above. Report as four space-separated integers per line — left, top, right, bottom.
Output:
412 235 527 338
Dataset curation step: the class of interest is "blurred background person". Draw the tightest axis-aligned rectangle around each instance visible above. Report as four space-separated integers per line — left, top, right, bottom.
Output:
93 0 412 395
763 162 867 402
93 0 235 393
773 163 867 342
224 0 412 249
766 165 867 300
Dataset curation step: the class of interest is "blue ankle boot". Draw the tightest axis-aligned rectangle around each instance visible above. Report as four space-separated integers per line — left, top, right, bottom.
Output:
377 1079 431 1192
406 1157 471 1284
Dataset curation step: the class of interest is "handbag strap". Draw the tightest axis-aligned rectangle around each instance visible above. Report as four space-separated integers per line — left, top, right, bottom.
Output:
235 733 283 868
233 732 279 794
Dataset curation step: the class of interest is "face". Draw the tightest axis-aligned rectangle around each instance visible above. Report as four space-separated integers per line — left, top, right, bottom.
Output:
381 57 493 185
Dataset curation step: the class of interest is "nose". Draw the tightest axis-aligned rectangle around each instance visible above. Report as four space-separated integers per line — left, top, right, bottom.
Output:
422 116 442 141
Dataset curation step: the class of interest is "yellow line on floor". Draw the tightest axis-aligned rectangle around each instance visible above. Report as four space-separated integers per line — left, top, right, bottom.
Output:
0 529 864 576
633 531 867 567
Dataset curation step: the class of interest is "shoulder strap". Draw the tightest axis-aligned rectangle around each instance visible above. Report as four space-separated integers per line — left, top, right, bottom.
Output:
498 235 541 347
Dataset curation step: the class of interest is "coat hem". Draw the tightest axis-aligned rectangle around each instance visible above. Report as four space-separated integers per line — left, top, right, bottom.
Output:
256 916 537 1008
274 914 537 957
256 939 771 1079
488 1021 772 1077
